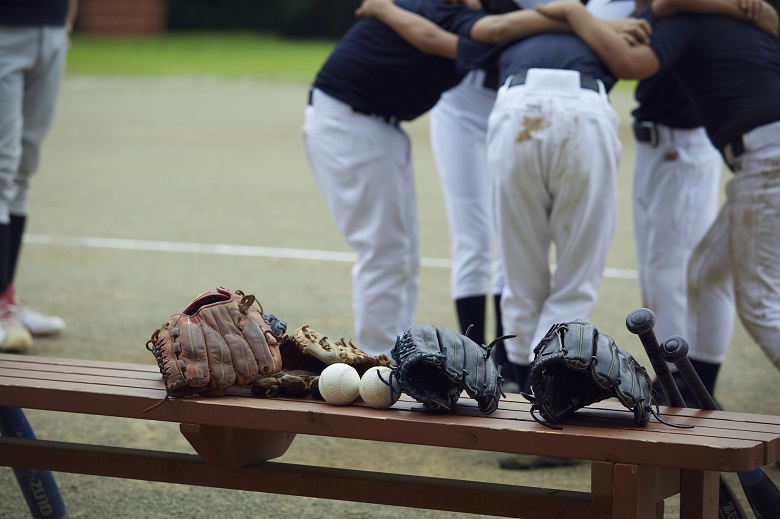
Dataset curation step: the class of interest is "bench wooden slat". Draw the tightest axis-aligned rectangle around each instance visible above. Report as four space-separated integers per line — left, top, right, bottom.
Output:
3 364 777 443
0 372 772 472
0 437 602 519
0 354 160 373
2 354 779 518
3 368 776 457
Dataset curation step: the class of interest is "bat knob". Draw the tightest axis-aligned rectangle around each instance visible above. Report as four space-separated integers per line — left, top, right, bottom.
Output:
626 308 656 335
660 335 690 363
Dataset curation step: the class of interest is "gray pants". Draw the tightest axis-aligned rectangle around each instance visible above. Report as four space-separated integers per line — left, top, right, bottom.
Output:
0 26 67 223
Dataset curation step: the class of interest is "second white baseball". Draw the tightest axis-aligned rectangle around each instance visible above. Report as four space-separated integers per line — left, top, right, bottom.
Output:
318 363 361 405
359 366 401 409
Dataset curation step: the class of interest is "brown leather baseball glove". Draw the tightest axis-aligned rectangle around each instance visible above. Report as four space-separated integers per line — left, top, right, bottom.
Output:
146 287 284 398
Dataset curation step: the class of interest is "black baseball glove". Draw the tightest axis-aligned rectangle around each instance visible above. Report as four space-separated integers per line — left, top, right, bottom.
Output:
390 323 510 414
522 321 655 428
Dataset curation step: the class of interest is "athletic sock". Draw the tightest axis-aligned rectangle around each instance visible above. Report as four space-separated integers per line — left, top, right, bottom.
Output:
0 222 11 294
510 363 531 393
493 293 503 338
689 358 722 396
455 295 486 345
8 215 26 283
489 292 514 384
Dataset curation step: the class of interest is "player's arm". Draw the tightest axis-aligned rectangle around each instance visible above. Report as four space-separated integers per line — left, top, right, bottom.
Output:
470 9 574 43
536 1 660 79
654 0 778 36
66 0 79 31
355 0 458 58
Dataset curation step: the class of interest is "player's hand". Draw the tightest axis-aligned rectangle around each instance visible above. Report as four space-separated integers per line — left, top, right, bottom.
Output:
355 0 395 19
739 0 764 20
535 1 585 21
755 2 779 37
605 17 652 44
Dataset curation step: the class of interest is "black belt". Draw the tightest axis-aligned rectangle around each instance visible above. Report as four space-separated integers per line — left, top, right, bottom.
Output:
483 72 499 91
307 88 400 127
508 69 600 93
633 120 659 146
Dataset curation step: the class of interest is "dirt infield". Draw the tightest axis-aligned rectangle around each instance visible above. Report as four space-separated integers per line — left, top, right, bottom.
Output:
1 78 778 518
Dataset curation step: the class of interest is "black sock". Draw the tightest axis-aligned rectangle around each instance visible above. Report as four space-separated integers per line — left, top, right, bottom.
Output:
0 222 11 294
509 363 530 393
455 295 486 345
493 293 503 338
489 292 514 382
690 358 721 396
8 215 26 283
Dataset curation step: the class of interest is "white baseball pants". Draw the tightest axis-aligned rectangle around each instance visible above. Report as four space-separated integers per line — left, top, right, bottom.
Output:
632 125 728 347
303 88 418 357
0 26 68 222
429 70 504 300
689 120 780 369
487 69 621 364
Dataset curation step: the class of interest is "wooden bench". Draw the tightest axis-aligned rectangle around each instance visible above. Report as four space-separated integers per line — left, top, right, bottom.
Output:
0 353 778 519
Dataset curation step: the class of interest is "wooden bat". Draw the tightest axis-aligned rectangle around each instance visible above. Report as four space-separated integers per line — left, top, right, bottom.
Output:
0 407 69 519
625 308 749 519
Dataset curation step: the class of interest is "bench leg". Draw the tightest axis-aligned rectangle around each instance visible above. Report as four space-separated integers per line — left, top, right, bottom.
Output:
679 469 719 519
180 423 295 468
591 462 680 519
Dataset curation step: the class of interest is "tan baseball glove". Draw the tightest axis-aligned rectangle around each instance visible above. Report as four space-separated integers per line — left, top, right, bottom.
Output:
252 325 392 398
146 287 284 398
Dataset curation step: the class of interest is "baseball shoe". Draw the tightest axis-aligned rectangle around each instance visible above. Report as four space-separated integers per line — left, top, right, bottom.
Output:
17 300 66 336
497 453 581 470
0 298 33 352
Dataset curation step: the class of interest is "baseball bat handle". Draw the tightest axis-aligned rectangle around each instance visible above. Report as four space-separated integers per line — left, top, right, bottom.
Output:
625 308 686 407
0 407 69 519
660 336 780 519
658 336 718 410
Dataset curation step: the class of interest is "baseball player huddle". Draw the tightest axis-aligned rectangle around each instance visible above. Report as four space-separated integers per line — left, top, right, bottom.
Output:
303 0 780 404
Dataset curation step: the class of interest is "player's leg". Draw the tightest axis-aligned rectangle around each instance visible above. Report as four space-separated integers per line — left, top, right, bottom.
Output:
486 87 554 383
9 27 68 337
429 74 496 345
726 127 780 371
303 89 417 357
488 76 593 471
686 206 734 396
634 128 723 342
530 84 621 353
0 28 36 351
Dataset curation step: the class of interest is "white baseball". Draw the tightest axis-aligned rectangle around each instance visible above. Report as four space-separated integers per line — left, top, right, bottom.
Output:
359 366 401 409
318 363 361 405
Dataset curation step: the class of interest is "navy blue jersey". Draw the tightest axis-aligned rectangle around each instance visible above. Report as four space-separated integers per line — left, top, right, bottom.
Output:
497 33 617 90
313 0 489 122
632 7 708 128
0 0 68 26
647 12 780 149
458 33 616 91
632 72 702 128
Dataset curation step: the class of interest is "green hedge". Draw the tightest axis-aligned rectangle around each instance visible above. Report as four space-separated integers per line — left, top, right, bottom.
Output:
168 0 362 39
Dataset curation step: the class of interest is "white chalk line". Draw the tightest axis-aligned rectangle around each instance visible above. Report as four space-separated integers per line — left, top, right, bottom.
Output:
24 234 638 280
